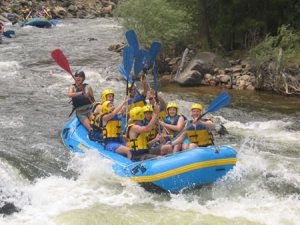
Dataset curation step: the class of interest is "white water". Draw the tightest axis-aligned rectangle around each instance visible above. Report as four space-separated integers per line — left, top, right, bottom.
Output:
0 18 299 225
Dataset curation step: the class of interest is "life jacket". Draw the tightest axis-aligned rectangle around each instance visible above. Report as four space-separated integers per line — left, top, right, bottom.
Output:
71 83 91 107
163 115 181 137
126 123 149 155
69 83 92 116
102 114 122 142
128 93 146 110
186 120 213 147
142 119 158 141
90 113 102 132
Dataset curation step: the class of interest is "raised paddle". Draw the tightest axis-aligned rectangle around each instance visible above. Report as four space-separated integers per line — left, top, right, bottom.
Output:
51 48 94 103
153 62 159 101
147 41 161 65
125 29 139 56
123 46 134 95
201 91 232 118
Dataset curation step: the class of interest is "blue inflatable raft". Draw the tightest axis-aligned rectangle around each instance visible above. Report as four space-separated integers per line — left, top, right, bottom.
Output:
61 117 237 193
17 18 58 28
25 18 52 28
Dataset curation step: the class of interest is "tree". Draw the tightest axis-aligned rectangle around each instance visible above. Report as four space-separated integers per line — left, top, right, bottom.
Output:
114 0 192 53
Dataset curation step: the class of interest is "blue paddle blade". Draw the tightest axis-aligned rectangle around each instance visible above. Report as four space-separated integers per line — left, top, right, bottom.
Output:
125 29 139 56
123 46 133 76
205 92 231 115
134 49 146 79
118 65 133 83
148 42 161 64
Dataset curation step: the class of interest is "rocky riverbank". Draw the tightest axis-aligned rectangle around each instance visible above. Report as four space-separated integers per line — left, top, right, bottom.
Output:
0 0 116 19
1 0 299 96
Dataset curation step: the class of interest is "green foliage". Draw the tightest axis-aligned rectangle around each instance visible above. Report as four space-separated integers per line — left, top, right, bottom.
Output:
114 0 192 51
250 25 300 65
11 4 19 13
115 0 300 60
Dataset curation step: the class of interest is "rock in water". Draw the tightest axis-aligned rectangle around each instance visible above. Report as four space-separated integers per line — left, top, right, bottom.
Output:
0 202 20 215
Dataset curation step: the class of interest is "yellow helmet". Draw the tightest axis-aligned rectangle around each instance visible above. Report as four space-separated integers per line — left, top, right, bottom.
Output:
143 105 153 113
167 102 178 110
129 107 145 121
101 101 111 114
101 89 114 102
191 103 203 111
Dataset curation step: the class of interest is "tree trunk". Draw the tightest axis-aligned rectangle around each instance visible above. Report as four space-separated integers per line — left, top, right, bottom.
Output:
202 0 213 49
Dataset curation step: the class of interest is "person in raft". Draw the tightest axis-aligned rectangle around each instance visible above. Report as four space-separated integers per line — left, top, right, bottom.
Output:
127 74 148 110
89 89 115 142
159 102 186 152
142 105 172 156
67 71 94 131
101 98 132 159
148 88 167 121
126 105 161 161
170 103 215 150
92 89 115 115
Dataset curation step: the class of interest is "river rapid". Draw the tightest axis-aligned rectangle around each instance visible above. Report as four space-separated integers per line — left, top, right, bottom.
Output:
0 18 300 225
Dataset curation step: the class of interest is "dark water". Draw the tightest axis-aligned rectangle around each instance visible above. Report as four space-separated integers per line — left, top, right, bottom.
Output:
0 18 299 225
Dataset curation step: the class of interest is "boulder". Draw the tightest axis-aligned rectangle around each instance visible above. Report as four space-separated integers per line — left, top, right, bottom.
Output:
175 52 228 86
52 6 67 18
176 70 203 86
218 74 231 83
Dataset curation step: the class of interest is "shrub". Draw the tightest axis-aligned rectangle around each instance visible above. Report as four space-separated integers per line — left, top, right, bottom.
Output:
114 0 192 51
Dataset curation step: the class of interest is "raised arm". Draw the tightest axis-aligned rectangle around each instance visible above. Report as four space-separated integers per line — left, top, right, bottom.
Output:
103 97 128 122
160 116 185 132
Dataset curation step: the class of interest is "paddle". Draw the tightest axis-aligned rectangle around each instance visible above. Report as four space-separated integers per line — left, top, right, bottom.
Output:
171 91 232 142
125 29 139 56
50 48 93 103
200 91 232 118
148 42 161 65
123 46 134 95
133 49 146 80
153 62 158 101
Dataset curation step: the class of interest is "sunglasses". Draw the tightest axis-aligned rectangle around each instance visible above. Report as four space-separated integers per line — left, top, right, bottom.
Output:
75 74 84 78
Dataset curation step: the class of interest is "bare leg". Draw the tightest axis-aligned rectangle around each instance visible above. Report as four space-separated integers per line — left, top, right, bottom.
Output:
188 143 198 149
181 143 189 151
80 117 92 131
160 144 173 155
173 144 181 153
116 145 132 159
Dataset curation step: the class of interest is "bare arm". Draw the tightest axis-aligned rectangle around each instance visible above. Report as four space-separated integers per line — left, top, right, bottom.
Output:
140 74 148 97
160 116 184 132
88 85 94 98
197 119 215 130
170 131 187 146
103 98 127 122
130 104 159 136
132 113 158 134
67 84 81 98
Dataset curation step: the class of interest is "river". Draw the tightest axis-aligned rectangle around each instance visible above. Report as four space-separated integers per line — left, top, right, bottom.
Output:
0 18 299 225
